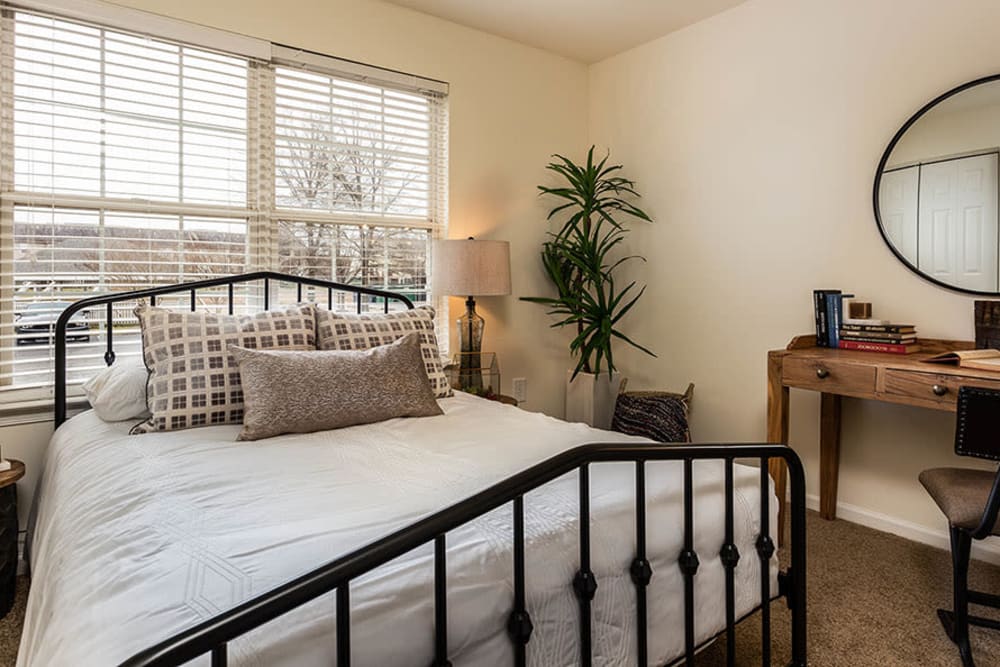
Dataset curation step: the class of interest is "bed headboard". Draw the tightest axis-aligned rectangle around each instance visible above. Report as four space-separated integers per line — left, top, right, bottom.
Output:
53 271 416 427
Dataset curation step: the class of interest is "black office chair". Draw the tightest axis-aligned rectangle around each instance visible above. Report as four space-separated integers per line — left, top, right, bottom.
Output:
919 386 1000 667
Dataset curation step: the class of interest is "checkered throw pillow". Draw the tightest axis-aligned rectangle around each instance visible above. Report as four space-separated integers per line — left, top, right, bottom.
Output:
315 306 452 398
131 303 317 433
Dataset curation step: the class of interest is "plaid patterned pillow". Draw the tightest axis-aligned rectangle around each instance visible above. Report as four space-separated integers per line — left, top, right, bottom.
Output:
131 304 317 433
315 306 452 398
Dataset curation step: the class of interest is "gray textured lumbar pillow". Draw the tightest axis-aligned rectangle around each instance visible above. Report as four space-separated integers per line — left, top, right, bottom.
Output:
230 332 443 441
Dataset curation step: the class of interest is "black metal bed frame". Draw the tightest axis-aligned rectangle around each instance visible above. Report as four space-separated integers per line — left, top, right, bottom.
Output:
53 271 414 427
49 272 807 667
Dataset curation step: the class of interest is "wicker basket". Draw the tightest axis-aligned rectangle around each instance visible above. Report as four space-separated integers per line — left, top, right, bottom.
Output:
611 382 694 443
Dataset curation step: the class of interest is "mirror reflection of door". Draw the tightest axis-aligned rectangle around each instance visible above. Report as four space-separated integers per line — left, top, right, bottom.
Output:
874 76 1000 294
878 166 918 260
879 152 998 292
917 153 998 292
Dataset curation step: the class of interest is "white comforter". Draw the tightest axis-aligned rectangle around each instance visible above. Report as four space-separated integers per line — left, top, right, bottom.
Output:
20 393 777 666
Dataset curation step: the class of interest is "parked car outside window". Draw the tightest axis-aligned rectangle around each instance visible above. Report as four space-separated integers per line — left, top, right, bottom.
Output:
15 302 90 345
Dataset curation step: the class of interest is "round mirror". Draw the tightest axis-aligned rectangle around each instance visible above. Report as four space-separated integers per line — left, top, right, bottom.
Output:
874 75 1000 295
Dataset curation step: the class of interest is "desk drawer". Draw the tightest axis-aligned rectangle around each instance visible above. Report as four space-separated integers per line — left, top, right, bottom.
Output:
783 357 877 395
882 370 1000 408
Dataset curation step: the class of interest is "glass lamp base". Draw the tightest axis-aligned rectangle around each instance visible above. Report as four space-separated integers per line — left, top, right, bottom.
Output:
457 297 485 391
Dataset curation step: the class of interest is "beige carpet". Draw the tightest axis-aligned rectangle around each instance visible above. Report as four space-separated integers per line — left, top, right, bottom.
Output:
0 578 26 667
0 514 997 666
698 512 1000 666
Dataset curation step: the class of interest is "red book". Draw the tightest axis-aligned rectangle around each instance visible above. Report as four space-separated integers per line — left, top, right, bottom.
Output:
838 339 921 355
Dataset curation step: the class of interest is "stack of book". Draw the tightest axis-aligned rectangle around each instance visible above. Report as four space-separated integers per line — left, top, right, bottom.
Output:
838 322 920 354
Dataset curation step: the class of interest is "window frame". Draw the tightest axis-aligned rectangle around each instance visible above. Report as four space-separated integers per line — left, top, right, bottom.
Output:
0 2 449 408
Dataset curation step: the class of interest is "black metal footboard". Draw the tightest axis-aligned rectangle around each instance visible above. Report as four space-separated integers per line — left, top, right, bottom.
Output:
119 444 807 667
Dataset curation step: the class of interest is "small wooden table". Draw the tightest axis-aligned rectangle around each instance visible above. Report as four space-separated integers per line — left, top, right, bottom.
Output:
768 336 1000 544
0 460 24 618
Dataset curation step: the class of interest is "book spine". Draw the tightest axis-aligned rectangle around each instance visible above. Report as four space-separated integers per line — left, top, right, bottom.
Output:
840 334 915 344
840 329 917 340
838 340 912 354
842 318 888 326
814 291 827 347
841 324 914 334
825 293 843 348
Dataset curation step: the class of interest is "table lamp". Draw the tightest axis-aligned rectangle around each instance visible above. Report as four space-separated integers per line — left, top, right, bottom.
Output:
433 237 511 390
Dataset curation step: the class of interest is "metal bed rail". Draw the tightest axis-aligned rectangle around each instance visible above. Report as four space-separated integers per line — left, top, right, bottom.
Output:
53 271 415 427
119 443 807 667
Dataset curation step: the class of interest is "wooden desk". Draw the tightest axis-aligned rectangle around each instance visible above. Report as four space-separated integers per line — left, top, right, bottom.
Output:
767 335 1000 543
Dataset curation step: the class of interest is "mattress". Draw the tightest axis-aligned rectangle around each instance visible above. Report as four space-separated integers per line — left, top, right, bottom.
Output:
20 393 777 666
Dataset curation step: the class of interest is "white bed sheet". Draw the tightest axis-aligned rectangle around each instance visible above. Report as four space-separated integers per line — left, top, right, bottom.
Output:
20 393 777 666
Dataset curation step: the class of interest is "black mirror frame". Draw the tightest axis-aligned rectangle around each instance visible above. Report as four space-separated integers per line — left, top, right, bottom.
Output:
873 73 1000 296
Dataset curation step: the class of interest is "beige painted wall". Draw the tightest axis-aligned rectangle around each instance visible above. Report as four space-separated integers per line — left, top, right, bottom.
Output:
2 0 590 526
588 0 1000 556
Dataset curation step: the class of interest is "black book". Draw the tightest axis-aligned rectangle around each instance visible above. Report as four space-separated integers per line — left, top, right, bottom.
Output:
841 323 916 334
813 290 840 347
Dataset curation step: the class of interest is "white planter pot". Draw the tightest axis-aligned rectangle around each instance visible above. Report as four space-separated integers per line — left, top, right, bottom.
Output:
565 370 623 430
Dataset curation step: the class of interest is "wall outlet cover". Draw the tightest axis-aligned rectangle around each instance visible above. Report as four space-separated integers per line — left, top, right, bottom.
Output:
512 377 527 403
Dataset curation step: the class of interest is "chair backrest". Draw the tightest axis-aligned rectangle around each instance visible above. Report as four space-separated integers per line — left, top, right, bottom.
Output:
955 386 1000 461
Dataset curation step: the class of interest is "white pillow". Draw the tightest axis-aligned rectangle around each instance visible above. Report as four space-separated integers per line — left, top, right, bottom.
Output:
82 360 150 422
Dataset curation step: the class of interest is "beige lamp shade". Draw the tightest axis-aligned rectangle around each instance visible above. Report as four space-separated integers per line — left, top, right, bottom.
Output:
433 238 511 297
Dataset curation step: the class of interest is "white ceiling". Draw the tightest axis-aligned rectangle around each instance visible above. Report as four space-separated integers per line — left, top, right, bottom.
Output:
381 0 747 63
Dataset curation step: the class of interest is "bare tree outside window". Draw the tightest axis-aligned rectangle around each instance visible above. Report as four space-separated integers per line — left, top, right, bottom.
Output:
274 69 436 305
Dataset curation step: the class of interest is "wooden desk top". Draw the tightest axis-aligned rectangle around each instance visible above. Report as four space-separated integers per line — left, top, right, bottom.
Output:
0 461 24 489
769 335 1000 411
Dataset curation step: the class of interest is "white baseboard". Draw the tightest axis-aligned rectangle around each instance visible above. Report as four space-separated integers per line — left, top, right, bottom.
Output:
17 532 25 576
805 494 1000 566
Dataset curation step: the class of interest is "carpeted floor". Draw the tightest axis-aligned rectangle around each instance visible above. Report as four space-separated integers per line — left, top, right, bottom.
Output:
0 514 997 666
0 578 26 667
698 512 1000 666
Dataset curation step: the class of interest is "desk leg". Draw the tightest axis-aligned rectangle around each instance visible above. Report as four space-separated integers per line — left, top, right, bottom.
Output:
819 393 842 520
766 352 789 547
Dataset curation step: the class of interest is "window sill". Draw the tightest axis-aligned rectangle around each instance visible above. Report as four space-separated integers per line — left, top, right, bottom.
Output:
0 399 88 427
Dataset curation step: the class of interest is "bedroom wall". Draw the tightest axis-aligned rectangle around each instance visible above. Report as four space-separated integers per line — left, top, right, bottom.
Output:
1 0 589 527
588 0 1000 559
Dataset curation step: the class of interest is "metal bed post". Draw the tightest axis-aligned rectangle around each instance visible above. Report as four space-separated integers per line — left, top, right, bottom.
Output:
720 457 741 666
758 458 776 665
679 458 700 665
336 586 350 666
432 535 451 667
630 460 651 665
573 463 597 666
507 495 532 667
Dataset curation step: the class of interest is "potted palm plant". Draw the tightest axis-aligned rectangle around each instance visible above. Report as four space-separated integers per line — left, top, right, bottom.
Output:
523 147 655 428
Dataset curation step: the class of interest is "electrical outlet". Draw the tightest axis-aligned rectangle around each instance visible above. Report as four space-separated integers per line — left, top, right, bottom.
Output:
512 377 528 403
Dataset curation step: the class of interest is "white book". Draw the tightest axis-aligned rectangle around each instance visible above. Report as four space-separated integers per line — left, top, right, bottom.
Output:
0 460 12 472
842 318 889 326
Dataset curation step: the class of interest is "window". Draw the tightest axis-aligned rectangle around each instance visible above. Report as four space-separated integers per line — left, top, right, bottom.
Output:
271 63 446 305
0 5 448 403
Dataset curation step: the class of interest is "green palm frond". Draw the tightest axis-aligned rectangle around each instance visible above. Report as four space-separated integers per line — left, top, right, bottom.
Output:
521 146 655 377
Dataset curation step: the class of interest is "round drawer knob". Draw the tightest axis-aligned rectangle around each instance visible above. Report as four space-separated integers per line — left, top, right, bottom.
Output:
932 384 948 397
816 368 830 379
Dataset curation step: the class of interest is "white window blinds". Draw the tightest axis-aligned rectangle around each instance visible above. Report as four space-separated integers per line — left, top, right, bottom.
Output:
0 5 449 403
270 59 447 311
10 12 250 205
